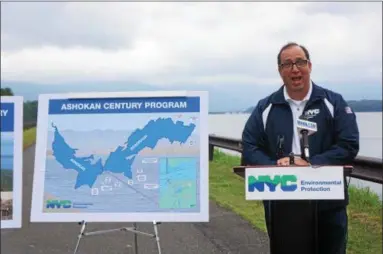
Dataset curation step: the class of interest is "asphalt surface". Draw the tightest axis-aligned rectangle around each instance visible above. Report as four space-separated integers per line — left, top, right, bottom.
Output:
1 146 269 254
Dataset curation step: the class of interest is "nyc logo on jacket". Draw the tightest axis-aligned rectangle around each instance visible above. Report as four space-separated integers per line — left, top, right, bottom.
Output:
303 108 320 119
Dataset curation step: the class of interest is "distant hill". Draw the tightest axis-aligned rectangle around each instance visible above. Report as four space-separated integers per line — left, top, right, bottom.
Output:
244 99 382 113
346 100 382 112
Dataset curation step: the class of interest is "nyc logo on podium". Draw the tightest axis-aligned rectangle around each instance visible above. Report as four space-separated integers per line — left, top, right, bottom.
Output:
248 175 298 192
245 166 346 200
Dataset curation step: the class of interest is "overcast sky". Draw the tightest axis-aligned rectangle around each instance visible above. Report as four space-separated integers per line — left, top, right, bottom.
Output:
1 2 382 87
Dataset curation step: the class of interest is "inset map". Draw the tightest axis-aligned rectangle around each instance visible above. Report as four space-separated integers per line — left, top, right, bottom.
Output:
159 158 197 209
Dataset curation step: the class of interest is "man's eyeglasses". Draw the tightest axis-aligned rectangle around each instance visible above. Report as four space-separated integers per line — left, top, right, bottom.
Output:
279 59 309 70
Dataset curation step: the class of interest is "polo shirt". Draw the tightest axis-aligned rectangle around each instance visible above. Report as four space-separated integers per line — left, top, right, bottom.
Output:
283 81 313 156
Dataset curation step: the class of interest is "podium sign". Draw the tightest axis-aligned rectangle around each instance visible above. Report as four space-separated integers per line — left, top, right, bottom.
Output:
245 166 345 200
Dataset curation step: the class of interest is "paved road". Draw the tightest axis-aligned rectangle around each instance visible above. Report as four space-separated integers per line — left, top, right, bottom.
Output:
1 146 269 254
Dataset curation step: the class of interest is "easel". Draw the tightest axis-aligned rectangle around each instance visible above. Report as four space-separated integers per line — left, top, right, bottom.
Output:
73 220 162 254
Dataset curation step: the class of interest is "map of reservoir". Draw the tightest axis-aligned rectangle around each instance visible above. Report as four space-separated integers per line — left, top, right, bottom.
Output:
43 116 200 213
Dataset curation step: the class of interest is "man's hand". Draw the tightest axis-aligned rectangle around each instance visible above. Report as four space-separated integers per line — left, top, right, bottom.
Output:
294 156 309 166
277 157 290 166
277 156 309 166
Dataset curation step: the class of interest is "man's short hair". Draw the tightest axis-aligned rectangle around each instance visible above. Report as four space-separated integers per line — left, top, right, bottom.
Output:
277 42 310 65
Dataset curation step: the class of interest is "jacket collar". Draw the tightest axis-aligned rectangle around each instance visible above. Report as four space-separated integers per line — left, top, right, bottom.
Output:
270 80 326 105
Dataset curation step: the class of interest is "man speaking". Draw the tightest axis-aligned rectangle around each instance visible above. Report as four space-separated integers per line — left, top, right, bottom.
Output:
241 42 359 254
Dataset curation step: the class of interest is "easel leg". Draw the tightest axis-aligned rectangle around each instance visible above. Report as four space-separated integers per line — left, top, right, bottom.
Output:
72 221 162 254
74 220 87 254
133 222 138 254
153 221 162 254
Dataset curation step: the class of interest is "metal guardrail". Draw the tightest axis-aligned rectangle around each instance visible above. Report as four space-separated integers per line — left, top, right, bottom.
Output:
209 134 383 184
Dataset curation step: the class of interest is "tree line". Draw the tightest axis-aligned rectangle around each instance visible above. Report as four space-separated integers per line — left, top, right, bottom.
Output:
1 87 38 123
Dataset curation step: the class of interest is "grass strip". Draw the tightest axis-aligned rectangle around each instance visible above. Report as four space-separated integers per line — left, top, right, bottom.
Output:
23 127 37 149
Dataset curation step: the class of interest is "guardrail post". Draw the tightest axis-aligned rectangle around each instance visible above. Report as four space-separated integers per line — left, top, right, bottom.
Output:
209 144 214 161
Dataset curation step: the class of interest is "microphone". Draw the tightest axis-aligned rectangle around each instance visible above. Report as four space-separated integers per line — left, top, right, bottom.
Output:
296 115 317 161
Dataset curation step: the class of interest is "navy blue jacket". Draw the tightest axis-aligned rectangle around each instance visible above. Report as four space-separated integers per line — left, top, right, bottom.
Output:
242 82 359 210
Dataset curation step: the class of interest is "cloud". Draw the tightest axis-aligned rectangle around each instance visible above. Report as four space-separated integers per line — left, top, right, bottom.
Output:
1 2 381 87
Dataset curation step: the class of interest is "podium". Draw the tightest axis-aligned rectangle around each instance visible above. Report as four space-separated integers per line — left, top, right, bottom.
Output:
233 165 353 254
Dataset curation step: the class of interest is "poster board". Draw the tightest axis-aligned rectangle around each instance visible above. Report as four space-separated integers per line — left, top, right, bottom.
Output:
30 91 209 222
1 96 23 229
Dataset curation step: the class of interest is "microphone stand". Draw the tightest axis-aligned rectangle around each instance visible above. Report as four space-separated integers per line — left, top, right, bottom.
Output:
300 129 311 164
276 135 285 159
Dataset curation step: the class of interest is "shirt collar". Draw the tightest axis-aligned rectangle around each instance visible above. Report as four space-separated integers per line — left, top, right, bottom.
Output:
283 80 313 102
